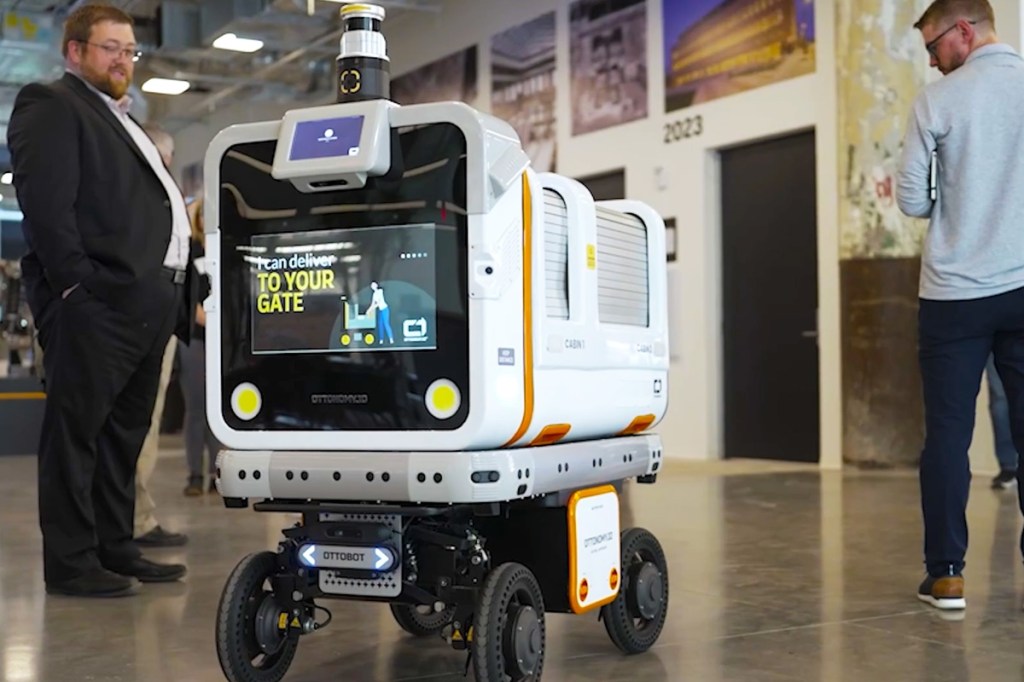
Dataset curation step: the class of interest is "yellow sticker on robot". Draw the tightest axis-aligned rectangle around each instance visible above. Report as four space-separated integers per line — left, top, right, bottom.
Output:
586 244 596 270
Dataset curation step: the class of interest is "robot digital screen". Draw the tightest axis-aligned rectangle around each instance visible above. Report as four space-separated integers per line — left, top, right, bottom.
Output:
217 123 470 432
249 224 438 355
288 115 364 160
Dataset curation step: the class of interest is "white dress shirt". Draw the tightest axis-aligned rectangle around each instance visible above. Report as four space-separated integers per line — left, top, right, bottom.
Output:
69 71 191 271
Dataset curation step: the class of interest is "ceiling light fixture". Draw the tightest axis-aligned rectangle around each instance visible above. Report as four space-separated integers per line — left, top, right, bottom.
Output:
212 33 264 53
141 77 191 95
1 172 12 185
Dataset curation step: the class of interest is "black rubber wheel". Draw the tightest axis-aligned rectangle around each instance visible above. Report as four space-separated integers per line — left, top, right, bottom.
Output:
216 551 300 682
389 603 455 637
471 562 546 682
601 528 669 654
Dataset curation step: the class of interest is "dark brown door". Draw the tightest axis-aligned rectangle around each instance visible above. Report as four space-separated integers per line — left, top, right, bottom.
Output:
721 130 819 462
575 168 625 201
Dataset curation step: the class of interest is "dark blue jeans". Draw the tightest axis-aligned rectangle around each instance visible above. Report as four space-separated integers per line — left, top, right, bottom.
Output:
919 286 1024 576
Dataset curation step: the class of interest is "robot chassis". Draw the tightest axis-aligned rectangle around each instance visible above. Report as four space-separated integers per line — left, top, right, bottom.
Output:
214 435 670 682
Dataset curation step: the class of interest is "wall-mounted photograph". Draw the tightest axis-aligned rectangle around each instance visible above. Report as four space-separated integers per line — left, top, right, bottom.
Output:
491 12 557 172
391 45 479 106
663 0 815 112
569 0 649 136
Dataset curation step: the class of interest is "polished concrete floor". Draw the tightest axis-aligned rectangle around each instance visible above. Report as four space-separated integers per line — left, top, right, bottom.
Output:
1 447 1023 682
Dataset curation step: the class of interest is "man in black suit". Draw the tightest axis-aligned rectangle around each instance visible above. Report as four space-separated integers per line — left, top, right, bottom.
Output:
8 3 192 597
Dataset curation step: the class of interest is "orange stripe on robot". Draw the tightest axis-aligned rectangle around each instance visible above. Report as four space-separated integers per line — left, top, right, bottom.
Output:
530 423 571 446
619 414 656 436
0 392 45 400
503 172 535 447
532 419 573 446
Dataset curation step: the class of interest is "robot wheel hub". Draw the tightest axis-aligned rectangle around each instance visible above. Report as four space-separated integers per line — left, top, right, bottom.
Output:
630 562 664 621
254 594 290 656
504 604 542 677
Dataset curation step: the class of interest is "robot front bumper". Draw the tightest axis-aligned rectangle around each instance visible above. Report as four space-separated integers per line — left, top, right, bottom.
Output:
215 434 665 505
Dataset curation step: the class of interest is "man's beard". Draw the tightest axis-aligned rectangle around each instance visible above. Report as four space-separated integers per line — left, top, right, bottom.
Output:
87 68 130 100
941 48 969 76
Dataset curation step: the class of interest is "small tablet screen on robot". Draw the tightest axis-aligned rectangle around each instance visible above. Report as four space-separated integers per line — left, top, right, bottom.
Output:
288 115 365 161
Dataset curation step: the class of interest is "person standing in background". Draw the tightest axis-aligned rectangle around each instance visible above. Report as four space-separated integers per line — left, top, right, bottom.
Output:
181 199 221 496
133 122 188 546
985 355 1019 489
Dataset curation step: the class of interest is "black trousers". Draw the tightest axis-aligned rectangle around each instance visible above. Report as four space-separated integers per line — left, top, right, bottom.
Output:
35 279 181 583
918 285 1024 576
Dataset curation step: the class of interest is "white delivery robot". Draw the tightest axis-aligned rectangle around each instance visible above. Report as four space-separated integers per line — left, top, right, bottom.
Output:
208 5 670 681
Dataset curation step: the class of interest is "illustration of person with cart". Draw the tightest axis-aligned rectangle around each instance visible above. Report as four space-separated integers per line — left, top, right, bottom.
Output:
366 281 394 344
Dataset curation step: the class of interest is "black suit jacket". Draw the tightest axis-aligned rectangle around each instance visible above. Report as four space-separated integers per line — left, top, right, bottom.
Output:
7 72 194 342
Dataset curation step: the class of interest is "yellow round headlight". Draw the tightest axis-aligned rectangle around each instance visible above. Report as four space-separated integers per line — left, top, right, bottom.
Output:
231 382 262 421
425 379 460 420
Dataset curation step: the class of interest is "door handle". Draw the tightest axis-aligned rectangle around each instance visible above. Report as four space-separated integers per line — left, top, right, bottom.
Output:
802 309 819 340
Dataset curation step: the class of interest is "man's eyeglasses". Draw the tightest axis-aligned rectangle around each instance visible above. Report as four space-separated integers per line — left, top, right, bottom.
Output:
79 41 141 62
926 20 976 56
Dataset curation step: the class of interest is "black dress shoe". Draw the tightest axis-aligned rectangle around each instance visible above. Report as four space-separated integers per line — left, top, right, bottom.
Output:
46 568 139 598
107 557 187 583
135 525 189 547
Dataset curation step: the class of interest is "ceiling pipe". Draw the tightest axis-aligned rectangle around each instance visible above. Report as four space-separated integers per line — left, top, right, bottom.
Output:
158 0 437 128
173 23 345 120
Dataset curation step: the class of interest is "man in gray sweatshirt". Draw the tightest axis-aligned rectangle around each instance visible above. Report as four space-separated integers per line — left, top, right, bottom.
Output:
897 0 1024 611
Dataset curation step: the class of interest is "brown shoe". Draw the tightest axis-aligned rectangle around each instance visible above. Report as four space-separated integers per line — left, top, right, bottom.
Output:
917 574 966 610
135 525 188 547
183 478 203 497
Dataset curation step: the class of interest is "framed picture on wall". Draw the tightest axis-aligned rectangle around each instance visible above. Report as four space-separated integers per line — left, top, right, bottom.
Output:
663 0 816 112
664 217 677 262
391 45 479 106
569 0 649 135
491 12 557 172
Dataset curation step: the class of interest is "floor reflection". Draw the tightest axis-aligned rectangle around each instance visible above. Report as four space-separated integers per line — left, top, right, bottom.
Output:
0 450 1022 681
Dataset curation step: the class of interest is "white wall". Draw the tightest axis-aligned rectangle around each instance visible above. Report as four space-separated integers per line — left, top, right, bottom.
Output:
994 0 1022 51
386 0 840 466
166 0 842 468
